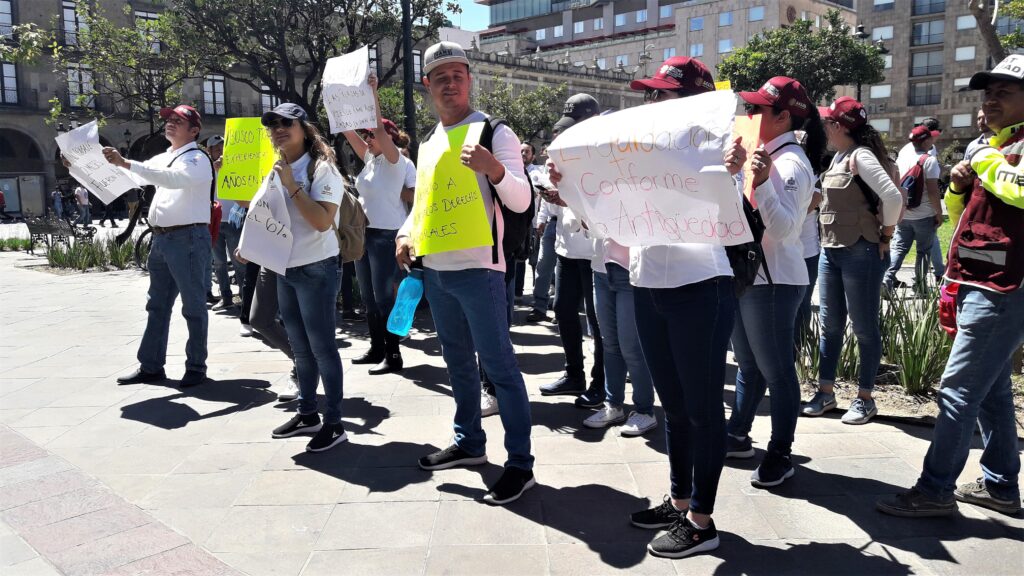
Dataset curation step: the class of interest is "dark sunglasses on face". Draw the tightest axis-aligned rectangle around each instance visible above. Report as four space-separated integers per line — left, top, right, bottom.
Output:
743 103 760 115
644 88 665 103
265 117 295 130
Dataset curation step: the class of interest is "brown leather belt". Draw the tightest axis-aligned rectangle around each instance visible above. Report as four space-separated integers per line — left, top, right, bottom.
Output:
151 223 205 235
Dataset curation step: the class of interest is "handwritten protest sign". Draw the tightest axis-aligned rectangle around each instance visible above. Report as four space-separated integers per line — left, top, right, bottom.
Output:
410 122 493 256
237 180 292 275
322 46 377 134
548 91 753 247
217 118 277 201
715 81 732 91
733 113 762 208
54 121 138 205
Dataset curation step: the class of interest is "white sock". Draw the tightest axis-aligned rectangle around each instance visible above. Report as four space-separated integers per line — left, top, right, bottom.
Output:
688 517 709 530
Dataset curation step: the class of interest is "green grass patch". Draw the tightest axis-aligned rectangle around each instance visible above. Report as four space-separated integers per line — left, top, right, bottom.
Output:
904 217 955 265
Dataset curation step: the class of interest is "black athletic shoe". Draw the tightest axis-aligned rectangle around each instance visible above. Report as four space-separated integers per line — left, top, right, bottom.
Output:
725 434 755 459
418 444 487 471
306 422 348 453
574 386 605 409
368 353 403 375
540 374 586 396
876 487 958 517
116 367 166 385
272 413 322 438
524 310 548 323
750 449 795 488
631 495 684 529
483 466 536 505
179 370 208 388
647 516 720 559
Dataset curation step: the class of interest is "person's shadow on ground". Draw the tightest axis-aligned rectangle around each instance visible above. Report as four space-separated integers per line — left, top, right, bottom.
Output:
119 378 275 429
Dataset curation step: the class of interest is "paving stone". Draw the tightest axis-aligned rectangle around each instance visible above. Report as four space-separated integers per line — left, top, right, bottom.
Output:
547 542 675 575
302 548 427 576
431 500 546 546
2 557 64 576
2 487 123 530
137 472 254 510
204 504 333 554
47 522 188 575
315 501 437 550
0 455 73 489
104 544 243 576
213 551 311 576
423 545 548 576
236 470 347 506
0 532 39 567
0 469 98 511
18 504 153 554
173 442 280 474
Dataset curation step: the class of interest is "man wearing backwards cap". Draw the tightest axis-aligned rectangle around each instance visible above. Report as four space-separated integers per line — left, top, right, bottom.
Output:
878 54 1024 518
395 41 536 505
102 104 215 389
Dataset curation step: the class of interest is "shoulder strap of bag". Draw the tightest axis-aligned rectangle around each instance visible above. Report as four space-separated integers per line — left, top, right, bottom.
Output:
848 147 881 215
168 147 216 205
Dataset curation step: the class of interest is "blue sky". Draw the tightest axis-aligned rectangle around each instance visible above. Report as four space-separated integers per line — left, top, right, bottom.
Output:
449 0 490 31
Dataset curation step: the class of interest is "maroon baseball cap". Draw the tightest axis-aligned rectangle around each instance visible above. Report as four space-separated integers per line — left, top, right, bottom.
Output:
159 105 202 129
909 125 940 143
738 77 813 118
818 96 867 130
630 57 715 95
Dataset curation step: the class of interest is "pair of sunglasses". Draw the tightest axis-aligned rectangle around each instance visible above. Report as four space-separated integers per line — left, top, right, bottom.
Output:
265 117 296 130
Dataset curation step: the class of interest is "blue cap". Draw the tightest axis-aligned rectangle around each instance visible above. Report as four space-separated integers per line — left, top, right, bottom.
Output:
261 103 308 125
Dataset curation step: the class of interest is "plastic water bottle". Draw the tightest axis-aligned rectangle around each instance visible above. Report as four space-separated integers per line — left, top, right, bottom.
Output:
387 267 423 337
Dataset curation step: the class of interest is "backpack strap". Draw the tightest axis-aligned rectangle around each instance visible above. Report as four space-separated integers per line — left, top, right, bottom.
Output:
168 147 216 206
479 117 508 265
847 147 881 216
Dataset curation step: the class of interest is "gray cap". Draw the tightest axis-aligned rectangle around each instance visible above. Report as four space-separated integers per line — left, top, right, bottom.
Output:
553 94 601 133
261 102 308 126
422 41 470 77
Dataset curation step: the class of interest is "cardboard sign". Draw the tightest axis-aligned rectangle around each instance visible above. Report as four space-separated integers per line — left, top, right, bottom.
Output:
322 46 377 134
54 121 139 205
548 91 753 247
218 118 277 201
733 113 762 207
410 122 493 256
237 179 292 275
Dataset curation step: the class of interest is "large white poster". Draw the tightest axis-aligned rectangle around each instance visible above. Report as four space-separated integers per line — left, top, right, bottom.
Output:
55 121 139 205
547 91 753 247
322 46 377 134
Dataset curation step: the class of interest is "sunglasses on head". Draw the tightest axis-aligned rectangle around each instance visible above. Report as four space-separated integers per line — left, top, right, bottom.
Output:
265 117 296 130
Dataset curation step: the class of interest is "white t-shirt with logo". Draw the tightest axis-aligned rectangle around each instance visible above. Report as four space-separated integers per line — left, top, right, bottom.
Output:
355 150 416 230
896 145 941 220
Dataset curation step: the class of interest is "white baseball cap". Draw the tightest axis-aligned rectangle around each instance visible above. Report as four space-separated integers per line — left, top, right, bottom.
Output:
422 41 470 77
969 54 1024 90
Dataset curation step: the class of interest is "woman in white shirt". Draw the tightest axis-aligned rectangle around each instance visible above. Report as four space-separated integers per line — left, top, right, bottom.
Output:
726 77 825 489
248 103 348 454
342 75 416 376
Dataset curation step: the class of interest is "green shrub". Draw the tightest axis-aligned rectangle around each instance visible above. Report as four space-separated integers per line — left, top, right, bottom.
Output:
45 236 137 271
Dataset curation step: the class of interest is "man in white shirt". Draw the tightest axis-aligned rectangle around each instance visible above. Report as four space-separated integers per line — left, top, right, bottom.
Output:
884 126 944 292
899 117 946 284
104 105 214 388
74 185 90 225
396 41 535 505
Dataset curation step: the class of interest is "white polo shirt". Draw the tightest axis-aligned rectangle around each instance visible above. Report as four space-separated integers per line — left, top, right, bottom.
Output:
356 150 416 230
126 142 213 227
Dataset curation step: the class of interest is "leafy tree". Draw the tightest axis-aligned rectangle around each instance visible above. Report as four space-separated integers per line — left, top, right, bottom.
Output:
376 85 436 140
717 10 885 103
970 0 1024 62
474 78 567 143
0 23 53 65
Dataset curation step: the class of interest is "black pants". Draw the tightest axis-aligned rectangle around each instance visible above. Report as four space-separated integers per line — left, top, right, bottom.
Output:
339 260 356 311
239 262 260 325
554 255 603 385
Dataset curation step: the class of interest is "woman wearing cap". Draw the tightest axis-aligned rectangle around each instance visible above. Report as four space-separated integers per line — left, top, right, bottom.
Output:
342 74 416 375
725 77 826 488
805 97 903 425
245 103 348 453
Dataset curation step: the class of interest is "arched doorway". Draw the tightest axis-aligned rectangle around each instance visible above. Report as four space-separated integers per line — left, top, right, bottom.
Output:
0 128 46 216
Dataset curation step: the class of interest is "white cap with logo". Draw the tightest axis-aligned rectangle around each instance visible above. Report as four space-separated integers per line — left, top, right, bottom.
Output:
969 54 1024 90
422 41 470 77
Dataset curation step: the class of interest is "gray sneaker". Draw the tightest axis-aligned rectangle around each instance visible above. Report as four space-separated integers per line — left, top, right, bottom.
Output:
841 398 877 425
955 478 1022 515
801 391 837 417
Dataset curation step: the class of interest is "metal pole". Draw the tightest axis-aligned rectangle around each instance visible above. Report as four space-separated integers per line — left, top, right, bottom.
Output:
401 0 417 161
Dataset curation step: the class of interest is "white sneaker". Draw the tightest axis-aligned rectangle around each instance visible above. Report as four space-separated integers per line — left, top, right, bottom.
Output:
278 378 299 402
583 404 627 429
621 411 658 437
481 391 499 417
239 323 254 337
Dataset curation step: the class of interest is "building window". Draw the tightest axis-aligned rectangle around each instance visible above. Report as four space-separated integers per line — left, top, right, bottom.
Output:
636 9 647 24
718 38 733 53
719 12 733 27
0 1 13 38
749 7 764 22
995 16 1022 36
615 14 626 27
596 57 607 70
62 1 86 45
203 74 226 116
883 55 892 69
660 5 672 19
690 17 703 31
870 118 891 132
689 43 703 57
594 18 603 31
260 85 279 113
912 0 946 16
911 50 943 76
872 26 893 41
953 77 971 88
0 62 16 104
135 11 160 54
874 0 895 10
956 15 977 29
369 44 380 77
536 28 546 40
67 63 93 108
413 49 422 79
911 20 944 46
955 46 976 61
616 54 629 67
573 21 583 34
869 85 891 99
909 81 941 106
951 113 972 128
554 24 564 37
664 47 676 59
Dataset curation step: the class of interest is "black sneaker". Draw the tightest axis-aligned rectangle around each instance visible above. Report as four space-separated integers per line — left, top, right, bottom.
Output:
418 444 488 471
574 386 605 409
725 434 755 459
750 449 794 488
876 487 958 517
647 516 720 559
631 495 684 529
955 478 1022 515
179 370 209 388
116 367 166 385
272 413 322 438
483 466 536 505
306 422 348 453
540 374 586 396
206 292 219 306
524 310 547 323
341 309 363 321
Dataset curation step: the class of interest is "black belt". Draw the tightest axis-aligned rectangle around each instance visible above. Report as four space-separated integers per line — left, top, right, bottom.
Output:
151 222 205 235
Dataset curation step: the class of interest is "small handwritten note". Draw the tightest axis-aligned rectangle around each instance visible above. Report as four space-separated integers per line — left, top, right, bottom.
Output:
54 121 138 205
322 46 377 134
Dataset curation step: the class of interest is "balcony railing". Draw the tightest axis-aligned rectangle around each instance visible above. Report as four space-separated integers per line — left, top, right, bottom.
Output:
910 64 943 76
911 32 944 46
912 0 945 16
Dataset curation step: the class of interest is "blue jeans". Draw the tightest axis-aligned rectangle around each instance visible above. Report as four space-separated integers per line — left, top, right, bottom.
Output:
212 223 242 299
884 217 938 289
78 205 91 225
594 265 655 414
917 285 1024 501
728 284 804 453
277 256 344 424
928 233 945 282
424 268 534 470
354 228 399 316
818 239 887 391
795 253 820 346
532 222 557 312
634 277 735 515
138 225 211 374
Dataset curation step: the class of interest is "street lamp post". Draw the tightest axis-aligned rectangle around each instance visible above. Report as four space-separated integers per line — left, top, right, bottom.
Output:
852 24 888 101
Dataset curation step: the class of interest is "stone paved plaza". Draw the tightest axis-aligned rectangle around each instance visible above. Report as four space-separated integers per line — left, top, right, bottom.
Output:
0 247 1021 575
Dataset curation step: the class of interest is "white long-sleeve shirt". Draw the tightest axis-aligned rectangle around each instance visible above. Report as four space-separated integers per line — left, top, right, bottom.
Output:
555 206 597 260
125 141 213 227
398 111 530 273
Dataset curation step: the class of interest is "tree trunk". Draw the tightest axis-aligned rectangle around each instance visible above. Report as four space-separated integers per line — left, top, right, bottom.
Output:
970 0 1008 63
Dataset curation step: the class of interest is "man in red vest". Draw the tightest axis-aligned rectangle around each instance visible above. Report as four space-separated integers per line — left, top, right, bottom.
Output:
878 55 1024 518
